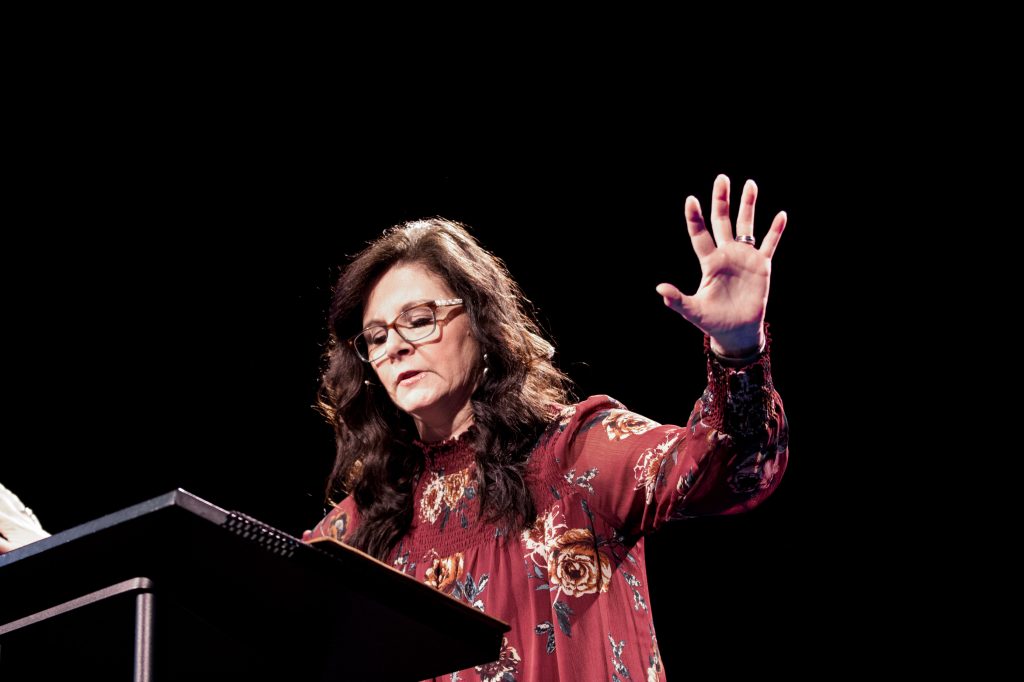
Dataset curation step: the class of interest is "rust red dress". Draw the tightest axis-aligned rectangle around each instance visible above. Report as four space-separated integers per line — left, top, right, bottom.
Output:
304 341 788 681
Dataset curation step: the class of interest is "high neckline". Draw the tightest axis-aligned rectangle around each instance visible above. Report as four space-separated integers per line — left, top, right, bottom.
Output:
412 425 478 466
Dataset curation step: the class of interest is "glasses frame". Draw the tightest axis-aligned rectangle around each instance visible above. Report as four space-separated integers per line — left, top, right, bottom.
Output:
349 298 464 362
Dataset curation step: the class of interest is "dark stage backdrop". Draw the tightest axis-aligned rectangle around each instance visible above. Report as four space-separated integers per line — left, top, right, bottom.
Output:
6 142 857 672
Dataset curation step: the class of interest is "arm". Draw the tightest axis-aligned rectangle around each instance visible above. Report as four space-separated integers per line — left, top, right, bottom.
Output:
548 343 786 539
678 331 787 516
302 496 358 544
654 174 790 521
546 174 790 538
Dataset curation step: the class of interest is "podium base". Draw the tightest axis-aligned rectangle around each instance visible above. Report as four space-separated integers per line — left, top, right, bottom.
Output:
0 576 306 682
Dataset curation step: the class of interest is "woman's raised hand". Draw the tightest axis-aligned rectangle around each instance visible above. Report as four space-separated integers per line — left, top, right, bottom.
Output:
656 174 787 357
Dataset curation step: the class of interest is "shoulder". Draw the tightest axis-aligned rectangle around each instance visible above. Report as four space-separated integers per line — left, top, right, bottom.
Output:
528 396 664 478
543 394 662 444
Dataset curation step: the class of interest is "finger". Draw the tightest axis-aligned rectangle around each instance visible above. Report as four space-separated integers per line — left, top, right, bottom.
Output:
655 282 697 322
735 179 757 238
759 211 788 259
709 174 734 246
684 196 716 259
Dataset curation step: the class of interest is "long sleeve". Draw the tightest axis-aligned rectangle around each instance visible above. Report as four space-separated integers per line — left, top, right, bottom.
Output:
297 343 788 681
536 337 788 541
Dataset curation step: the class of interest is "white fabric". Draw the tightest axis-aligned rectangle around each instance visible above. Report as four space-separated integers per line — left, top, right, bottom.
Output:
0 481 49 550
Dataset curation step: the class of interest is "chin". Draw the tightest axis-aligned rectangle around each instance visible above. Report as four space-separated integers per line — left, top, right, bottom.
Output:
394 391 440 417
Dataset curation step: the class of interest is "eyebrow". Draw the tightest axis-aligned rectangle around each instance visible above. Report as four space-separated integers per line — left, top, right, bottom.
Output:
362 298 435 327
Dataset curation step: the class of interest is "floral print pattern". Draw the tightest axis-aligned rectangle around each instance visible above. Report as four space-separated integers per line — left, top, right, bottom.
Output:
646 627 662 682
420 467 476 529
521 499 622 642
620 571 648 612
602 410 658 441
475 636 521 682
328 511 348 540
548 528 612 597
633 434 681 505
609 633 631 681
556 404 576 428
564 467 599 493
305 342 787 682
391 540 414 575
521 504 568 568
425 551 465 594
453 570 489 612
420 475 446 523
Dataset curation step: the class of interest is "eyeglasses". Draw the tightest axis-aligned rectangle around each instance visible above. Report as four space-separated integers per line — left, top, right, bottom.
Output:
349 298 464 362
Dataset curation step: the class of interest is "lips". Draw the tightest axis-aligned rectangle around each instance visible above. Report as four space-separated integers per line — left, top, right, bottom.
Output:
396 370 423 385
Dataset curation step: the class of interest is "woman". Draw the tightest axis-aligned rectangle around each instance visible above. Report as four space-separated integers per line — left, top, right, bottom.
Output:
304 174 789 681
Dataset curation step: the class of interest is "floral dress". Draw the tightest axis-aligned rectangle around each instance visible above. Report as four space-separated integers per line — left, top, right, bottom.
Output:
304 342 788 681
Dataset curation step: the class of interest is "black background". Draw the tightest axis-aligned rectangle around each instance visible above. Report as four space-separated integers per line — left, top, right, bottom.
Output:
4 81 876 673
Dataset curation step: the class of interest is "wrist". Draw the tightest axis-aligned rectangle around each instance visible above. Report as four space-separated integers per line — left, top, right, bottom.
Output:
709 327 765 360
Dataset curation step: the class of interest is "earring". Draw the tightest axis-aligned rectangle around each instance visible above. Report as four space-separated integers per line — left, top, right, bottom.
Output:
482 352 489 376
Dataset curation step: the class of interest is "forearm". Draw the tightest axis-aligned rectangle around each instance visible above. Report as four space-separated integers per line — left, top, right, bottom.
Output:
669 332 788 517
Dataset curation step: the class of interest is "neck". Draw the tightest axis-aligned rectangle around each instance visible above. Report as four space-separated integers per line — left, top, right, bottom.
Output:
413 404 475 442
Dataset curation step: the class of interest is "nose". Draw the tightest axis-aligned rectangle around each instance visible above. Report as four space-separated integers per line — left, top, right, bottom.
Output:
382 327 413 360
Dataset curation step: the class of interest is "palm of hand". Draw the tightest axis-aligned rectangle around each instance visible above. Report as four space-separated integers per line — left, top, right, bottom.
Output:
656 174 787 357
687 244 770 341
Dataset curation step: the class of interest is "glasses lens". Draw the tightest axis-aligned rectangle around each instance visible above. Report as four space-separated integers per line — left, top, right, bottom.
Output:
353 306 440 362
396 306 437 342
355 326 388 361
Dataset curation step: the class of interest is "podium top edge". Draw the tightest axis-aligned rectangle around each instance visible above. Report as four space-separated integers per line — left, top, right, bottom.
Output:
0 489 226 566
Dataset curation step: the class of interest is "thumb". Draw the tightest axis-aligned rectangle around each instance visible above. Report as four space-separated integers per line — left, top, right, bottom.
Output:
656 283 695 321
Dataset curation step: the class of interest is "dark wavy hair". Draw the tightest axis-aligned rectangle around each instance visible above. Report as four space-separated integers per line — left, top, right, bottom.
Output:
318 217 572 560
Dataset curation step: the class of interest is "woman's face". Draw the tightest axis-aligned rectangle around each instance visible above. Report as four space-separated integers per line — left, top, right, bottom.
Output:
362 262 481 439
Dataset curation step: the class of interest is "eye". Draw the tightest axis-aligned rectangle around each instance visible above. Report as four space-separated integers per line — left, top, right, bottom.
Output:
367 329 388 345
402 308 434 327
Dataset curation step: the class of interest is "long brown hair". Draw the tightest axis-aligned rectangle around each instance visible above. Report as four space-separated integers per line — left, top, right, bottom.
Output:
318 218 571 560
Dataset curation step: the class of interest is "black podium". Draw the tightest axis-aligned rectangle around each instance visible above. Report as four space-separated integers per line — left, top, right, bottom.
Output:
0 489 508 681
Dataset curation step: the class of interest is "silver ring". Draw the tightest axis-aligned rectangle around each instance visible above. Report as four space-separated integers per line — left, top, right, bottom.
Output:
735 235 756 246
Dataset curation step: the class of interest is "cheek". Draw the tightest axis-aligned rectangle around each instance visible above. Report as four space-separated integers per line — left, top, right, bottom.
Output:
456 341 480 380
371 364 395 396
